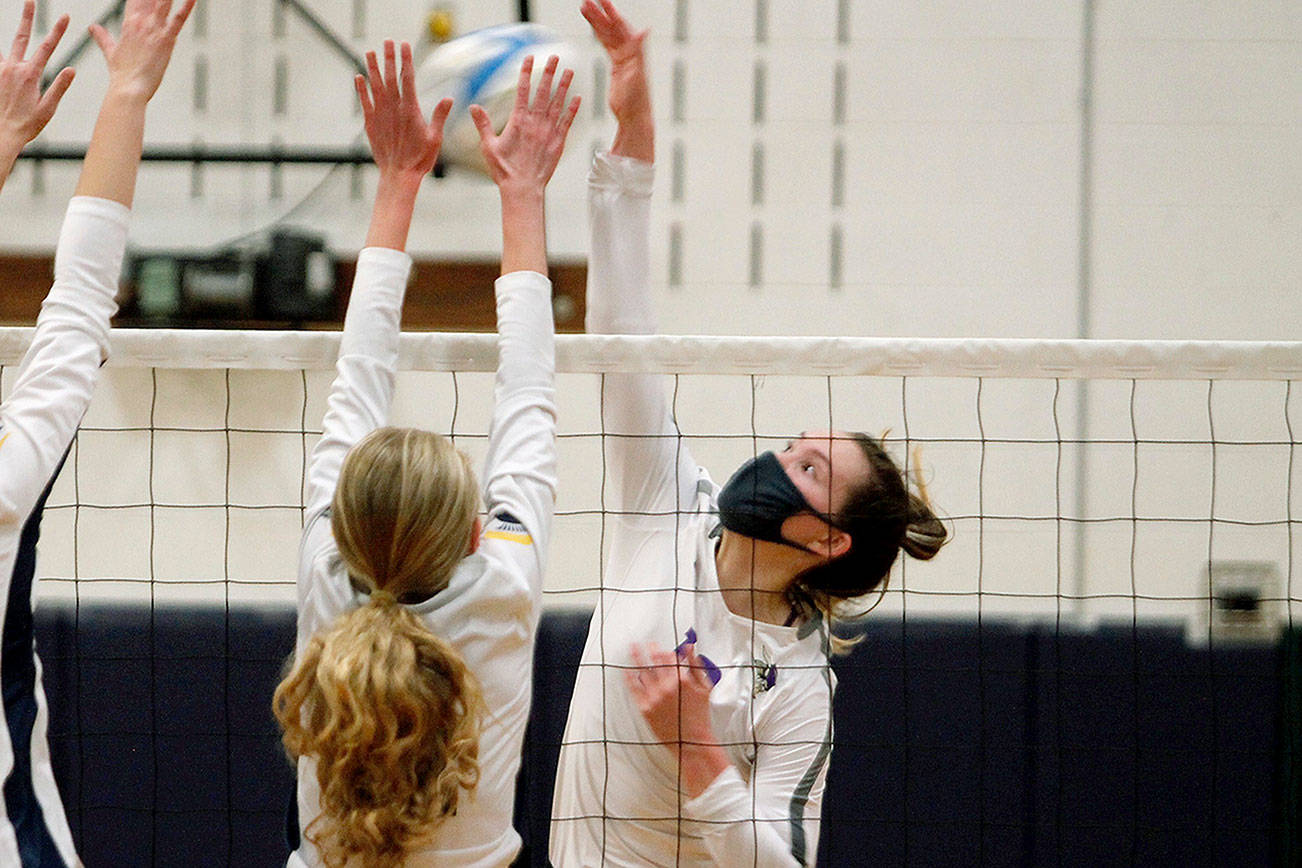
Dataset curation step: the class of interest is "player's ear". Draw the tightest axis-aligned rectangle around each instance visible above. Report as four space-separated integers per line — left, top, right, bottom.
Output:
467 515 482 555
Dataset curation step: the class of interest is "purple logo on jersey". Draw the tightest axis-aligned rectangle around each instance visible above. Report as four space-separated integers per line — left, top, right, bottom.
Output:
674 628 722 686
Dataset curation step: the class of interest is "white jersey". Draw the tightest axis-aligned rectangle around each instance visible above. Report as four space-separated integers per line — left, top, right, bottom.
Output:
0 196 129 867
288 249 557 868
549 152 834 868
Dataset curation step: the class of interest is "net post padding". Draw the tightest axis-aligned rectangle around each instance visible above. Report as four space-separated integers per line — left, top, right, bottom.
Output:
3 328 1301 379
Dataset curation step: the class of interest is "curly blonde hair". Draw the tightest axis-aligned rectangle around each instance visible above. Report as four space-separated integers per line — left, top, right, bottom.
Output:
274 427 485 868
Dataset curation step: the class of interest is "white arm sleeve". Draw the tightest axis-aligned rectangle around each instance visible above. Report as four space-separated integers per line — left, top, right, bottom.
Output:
480 269 558 594
587 150 698 520
0 197 127 522
683 697 834 867
299 248 410 597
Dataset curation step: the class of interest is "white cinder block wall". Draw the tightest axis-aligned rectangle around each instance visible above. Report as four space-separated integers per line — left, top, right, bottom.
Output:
1 1 1298 622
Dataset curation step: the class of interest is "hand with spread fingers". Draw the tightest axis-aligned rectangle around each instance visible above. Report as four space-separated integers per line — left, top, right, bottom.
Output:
625 642 731 799
472 53 580 275
88 0 196 102
581 0 653 161
354 40 453 251
356 40 453 184
0 0 75 192
471 54 580 196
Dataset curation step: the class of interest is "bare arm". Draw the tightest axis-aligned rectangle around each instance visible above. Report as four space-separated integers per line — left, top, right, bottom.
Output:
303 41 451 523
76 0 195 205
469 55 578 584
0 1 74 193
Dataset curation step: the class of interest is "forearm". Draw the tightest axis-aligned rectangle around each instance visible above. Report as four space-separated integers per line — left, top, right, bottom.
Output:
611 114 654 163
684 766 805 868
679 741 732 799
75 87 150 206
364 171 424 252
499 184 546 276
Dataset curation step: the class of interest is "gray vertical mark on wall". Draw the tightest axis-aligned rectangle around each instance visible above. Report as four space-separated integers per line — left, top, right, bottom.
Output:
671 139 685 203
669 221 683 288
34 0 47 32
193 0 207 38
755 0 768 45
836 0 851 44
350 164 363 201
352 0 366 40
592 59 607 118
193 56 209 113
190 153 203 199
273 0 287 39
749 221 763 288
831 139 844 208
30 159 44 196
751 141 764 206
270 138 283 200
752 60 766 124
674 0 689 43
1073 0 1096 611
672 60 686 124
832 62 847 126
829 223 843 290
273 56 288 116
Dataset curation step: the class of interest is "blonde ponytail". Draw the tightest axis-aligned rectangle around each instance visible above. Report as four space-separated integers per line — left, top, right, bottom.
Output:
274 596 485 868
276 425 486 866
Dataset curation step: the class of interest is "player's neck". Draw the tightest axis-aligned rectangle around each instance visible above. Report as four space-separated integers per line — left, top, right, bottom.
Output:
715 530 797 625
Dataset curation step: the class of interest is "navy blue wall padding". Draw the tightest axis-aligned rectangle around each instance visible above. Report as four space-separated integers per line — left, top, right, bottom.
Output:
32 603 1282 867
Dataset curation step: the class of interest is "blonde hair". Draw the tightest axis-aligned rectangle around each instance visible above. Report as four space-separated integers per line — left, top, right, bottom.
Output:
274 427 485 868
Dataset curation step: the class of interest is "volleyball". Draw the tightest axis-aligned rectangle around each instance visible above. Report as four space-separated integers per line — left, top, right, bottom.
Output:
416 23 585 175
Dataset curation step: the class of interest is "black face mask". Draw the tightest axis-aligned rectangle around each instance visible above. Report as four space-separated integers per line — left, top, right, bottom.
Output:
717 451 819 552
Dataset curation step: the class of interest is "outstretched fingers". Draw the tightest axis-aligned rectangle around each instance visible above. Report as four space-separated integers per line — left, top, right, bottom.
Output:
532 54 558 111
167 0 198 38
31 14 70 72
512 53 534 114
354 73 374 117
400 40 418 105
8 0 34 61
427 96 453 137
382 39 399 105
36 65 75 118
547 66 573 124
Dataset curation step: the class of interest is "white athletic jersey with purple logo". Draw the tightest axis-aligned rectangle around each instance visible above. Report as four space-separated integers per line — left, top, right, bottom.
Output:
549 152 834 868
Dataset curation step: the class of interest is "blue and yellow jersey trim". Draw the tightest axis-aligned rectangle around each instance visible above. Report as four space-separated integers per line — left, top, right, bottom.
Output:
484 511 533 545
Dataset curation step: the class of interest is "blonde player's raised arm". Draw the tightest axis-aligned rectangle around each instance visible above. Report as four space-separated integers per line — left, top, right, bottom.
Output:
0 2 192 865
276 43 575 868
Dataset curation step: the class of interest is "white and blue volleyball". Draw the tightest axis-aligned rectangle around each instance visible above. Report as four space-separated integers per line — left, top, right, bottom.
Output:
417 23 585 175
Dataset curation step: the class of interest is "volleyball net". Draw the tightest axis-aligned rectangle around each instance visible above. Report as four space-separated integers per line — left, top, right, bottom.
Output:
2 327 1300 863
3 327 1298 633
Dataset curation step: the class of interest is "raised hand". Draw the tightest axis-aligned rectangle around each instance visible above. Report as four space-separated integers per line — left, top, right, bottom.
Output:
0 1 75 153
471 54 580 195
88 0 196 102
356 40 453 182
581 0 650 127
581 0 652 161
